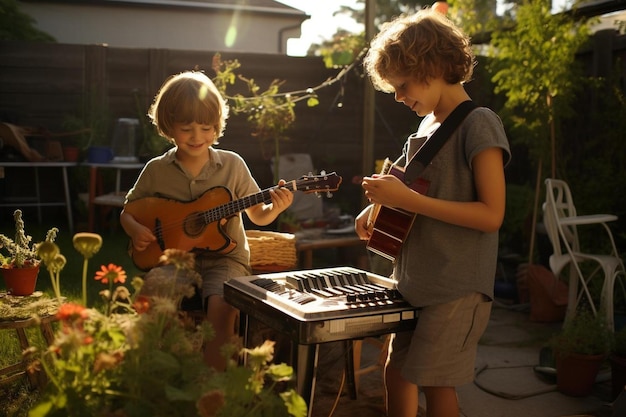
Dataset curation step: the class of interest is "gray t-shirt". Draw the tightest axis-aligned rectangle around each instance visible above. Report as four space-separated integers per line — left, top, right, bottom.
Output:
394 107 511 307
125 146 261 268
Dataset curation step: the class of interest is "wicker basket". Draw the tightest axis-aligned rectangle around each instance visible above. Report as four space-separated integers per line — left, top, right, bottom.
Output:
246 230 297 270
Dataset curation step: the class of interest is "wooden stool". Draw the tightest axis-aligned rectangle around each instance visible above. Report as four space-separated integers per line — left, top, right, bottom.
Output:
0 315 57 389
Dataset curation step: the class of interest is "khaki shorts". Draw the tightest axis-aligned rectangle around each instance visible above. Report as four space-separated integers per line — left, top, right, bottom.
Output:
388 292 492 387
196 255 251 299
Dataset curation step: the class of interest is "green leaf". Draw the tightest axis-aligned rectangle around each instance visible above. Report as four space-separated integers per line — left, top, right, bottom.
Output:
28 400 54 417
164 384 196 402
148 350 180 373
306 97 319 107
266 363 293 381
280 389 308 417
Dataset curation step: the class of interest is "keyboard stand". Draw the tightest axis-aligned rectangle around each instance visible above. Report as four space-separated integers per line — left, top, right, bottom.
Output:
239 312 319 417
225 267 419 417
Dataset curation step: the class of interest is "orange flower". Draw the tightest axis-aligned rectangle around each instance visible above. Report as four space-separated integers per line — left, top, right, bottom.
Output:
56 302 88 323
26 359 42 375
197 389 225 417
132 295 151 314
94 263 127 285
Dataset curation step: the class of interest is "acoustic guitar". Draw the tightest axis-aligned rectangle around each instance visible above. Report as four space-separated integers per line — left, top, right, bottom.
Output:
366 159 429 262
125 172 342 270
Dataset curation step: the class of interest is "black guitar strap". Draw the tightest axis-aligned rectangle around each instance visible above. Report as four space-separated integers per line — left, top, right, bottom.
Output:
401 100 477 185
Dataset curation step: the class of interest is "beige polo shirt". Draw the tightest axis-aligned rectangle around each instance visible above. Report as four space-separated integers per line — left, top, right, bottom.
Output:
125 146 261 267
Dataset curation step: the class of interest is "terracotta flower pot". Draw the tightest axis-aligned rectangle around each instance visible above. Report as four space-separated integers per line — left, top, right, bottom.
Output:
1 264 40 296
63 146 80 162
556 351 606 397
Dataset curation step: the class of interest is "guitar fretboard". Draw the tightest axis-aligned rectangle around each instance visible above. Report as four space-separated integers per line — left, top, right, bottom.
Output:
202 180 302 224
203 188 276 224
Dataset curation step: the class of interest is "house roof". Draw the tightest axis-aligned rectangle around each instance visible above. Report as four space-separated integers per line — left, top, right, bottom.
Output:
38 0 308 16
572 0 626 17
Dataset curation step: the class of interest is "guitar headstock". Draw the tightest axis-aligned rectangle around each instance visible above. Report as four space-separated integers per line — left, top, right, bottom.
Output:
296 171 342 196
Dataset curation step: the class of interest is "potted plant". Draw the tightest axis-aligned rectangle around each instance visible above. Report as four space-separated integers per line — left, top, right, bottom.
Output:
549 308 612 397
61 114 97 161
132 88 171 162
61 97 112 163
55 116 92 162
611 327 626 400
0 209 58 296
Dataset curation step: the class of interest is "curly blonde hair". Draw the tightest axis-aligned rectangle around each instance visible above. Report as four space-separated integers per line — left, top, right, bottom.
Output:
148 71 229 144
363 9 475 93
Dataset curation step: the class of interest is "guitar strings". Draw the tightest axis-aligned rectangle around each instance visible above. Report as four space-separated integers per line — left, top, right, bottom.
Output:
148 188 277 237
141 175 332 237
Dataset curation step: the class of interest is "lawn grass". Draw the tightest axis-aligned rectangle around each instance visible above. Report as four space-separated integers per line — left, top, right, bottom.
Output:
1 209 142 416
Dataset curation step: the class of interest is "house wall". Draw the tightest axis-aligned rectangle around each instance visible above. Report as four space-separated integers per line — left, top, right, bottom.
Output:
19 2 304 54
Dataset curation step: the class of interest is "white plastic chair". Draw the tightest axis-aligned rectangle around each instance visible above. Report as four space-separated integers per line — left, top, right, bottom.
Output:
542 178 625 330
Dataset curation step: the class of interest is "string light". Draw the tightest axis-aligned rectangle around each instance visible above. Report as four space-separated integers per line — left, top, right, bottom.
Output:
220 47 368 106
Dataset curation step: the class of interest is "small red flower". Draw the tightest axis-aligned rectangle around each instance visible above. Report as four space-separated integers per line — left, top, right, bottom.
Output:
94 263 127 285
56 303 88 323
132 295 151 314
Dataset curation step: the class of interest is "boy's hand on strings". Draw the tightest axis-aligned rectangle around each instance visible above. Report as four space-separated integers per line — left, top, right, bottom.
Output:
120 211 156 252
245 180 293 226
129 223 156 252
362 174 411 210
269 179 294 212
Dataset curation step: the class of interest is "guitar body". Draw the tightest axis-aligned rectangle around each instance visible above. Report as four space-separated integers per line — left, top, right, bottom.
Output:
124 187 237 271
366 164 429 262
124 172 343 270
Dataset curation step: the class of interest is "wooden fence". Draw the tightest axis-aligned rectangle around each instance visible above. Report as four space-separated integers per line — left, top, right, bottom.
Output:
0 42 421 213
1 29 625 220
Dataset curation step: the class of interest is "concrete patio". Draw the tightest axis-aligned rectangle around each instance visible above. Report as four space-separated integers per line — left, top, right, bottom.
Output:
309 301 621 417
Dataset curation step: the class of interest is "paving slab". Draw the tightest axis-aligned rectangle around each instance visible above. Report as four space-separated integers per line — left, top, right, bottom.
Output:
310 302 619 417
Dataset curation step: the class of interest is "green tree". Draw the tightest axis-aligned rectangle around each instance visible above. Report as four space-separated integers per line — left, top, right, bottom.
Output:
448 0 503 36
487 0 591 261
335 0 424 29
487 0 590 178
0 0 55 41
211 54 319 182
314 0 510 68
312 0 425 66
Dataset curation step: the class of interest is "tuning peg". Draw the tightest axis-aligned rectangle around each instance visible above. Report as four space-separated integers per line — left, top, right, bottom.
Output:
320 170 326 176
326 191 333 198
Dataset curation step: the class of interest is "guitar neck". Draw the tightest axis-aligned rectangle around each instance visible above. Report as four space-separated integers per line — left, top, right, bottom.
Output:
204 182 297 224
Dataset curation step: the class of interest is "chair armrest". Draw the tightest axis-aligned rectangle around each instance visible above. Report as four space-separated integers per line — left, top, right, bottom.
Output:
559 214 618 226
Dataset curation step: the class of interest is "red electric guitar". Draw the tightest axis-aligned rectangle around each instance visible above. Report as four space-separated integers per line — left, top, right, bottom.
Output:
125 172 342 270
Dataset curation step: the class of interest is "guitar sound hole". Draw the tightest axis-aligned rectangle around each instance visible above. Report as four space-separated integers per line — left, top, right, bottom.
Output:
183 213 206 237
